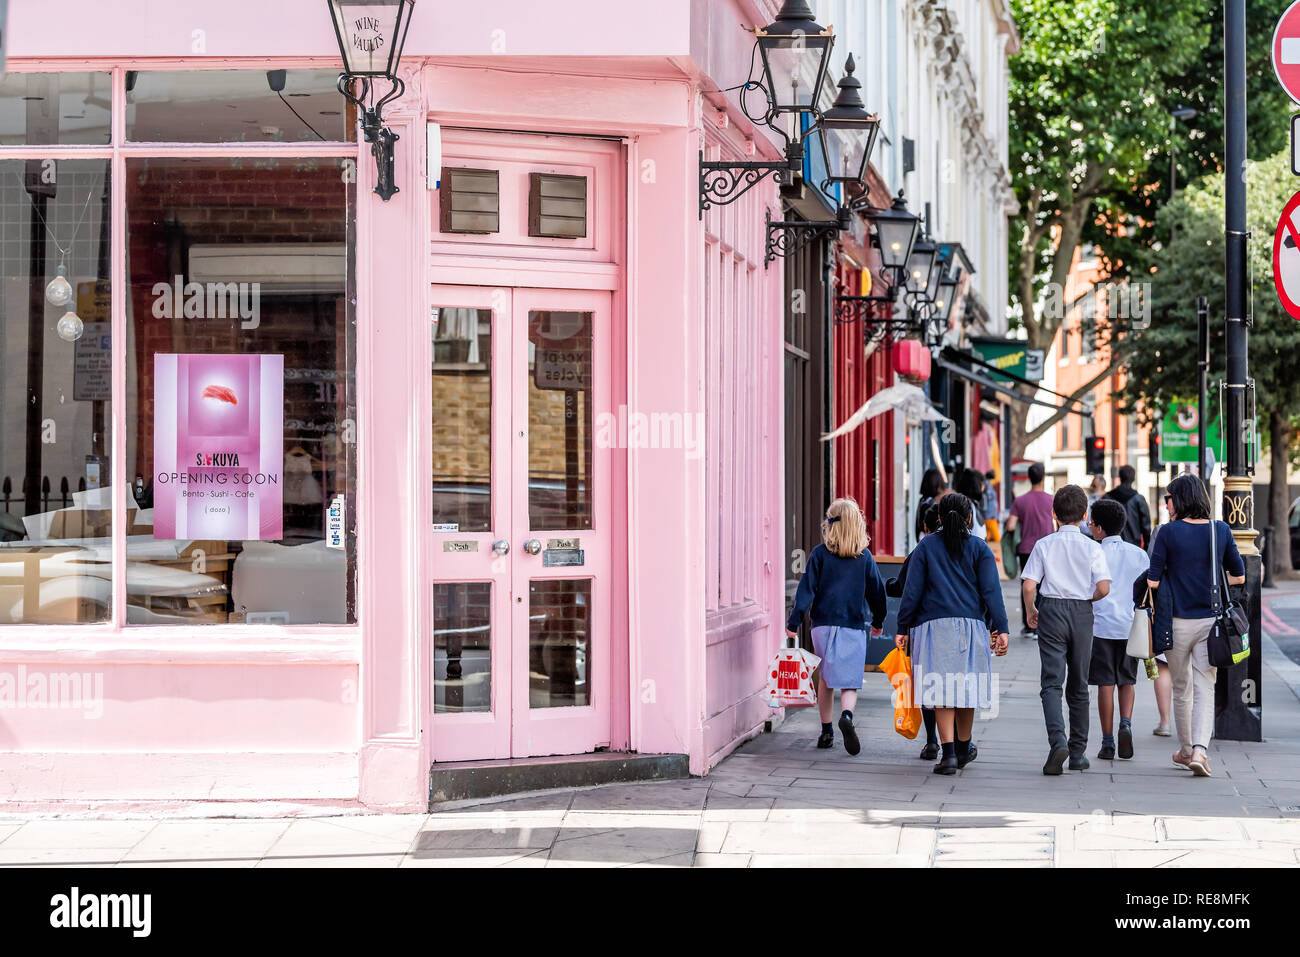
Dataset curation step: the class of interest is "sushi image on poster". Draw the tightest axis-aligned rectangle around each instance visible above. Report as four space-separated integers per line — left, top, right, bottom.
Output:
153 354 284 540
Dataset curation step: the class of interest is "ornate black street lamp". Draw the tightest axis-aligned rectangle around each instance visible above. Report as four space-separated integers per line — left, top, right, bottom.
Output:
328 0 415 201
814 55 879 199
763 54 879 265
699 0 835 216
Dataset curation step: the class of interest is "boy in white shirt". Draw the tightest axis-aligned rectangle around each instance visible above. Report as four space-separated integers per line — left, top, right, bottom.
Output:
1022 485 1111 775
1087 498 1150 761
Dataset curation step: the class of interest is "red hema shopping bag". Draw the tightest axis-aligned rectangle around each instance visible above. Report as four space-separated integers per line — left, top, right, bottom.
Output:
765 643 820 709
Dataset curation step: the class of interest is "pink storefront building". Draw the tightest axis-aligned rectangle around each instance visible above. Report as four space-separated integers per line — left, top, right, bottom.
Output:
0 0 794 809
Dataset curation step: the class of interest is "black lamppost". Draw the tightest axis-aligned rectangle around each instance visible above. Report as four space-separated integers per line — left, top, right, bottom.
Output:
328 0 415 201
699 0 835 216
1218 0 1261 741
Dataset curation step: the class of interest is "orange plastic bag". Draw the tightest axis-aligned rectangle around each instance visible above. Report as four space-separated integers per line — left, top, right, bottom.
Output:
879 647 921 739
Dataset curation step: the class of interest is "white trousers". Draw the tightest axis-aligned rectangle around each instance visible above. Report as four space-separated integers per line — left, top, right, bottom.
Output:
1167 617 1217 752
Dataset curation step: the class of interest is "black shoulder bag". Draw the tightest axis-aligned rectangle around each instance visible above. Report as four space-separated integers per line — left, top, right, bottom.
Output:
1207 518 1251 668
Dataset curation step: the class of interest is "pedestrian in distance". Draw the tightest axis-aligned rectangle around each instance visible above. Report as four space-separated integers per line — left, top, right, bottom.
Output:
1005 462 1054 639
1146 521 1173 738
982 470 1000 543
1086 498 1150 761
886 501 944 761
1105 464 1153 550
1084 474 1107 530
915 467 950 543
786 497 888 756
1021 484 1111 775
954 468 988 540
1145 474 1246 778
895 493 1010 776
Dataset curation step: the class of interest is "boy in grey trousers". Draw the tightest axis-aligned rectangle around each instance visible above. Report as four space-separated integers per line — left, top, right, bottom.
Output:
1020 485 1112 775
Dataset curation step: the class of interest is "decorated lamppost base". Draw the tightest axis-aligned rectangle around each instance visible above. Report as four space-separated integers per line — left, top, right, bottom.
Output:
1216 475 1262 741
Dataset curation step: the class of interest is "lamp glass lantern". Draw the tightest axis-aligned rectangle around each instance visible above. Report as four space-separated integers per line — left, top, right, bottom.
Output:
924 248 946 302
327 0 415 77
868 193 921 272
814 54 879 193
904 235 938 298
755 0 835 114
934 276 959 325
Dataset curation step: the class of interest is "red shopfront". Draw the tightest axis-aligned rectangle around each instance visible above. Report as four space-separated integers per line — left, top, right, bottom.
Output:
830 248 897 557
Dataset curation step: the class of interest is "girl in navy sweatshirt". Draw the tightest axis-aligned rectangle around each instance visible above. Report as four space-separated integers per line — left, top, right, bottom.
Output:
895 493 1009 775
786 498 888 755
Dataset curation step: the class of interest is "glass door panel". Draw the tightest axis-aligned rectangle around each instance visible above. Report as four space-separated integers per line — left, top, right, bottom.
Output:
526 310 592 530
427 285 512 762
510 288 612 758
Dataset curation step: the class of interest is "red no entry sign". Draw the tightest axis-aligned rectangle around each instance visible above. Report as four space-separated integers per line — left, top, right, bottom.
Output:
1273 190 1300 319
1275 1 1300 104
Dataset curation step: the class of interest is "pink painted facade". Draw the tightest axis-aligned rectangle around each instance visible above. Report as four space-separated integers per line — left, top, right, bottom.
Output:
0 0 788 810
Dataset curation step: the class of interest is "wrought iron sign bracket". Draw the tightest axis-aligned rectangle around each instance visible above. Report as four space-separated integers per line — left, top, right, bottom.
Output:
765 209 844 267
834 296 924 344
699 146 802 219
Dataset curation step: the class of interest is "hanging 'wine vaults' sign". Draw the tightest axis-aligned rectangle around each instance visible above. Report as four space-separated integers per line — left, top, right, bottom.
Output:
153 354 284 540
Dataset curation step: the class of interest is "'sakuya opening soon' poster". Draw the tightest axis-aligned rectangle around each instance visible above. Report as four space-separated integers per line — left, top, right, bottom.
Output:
153 354 284 540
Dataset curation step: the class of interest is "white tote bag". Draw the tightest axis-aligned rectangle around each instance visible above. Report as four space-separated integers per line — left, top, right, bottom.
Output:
1126 598 1153 660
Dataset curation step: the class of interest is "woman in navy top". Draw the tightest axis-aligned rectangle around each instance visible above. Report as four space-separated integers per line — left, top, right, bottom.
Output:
895 494 1009 775
786 498 888 756
1145 474 1245 778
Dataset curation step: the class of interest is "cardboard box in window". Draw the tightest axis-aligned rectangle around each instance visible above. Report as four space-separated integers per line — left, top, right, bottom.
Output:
46 507 137 540
155 540 236 578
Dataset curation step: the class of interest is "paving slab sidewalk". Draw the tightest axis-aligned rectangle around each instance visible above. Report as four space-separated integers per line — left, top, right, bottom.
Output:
2 579 1299 868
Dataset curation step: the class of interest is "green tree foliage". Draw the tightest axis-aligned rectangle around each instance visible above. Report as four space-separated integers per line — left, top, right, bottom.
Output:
1117 151 1300 572
1092 0 1293 282
1008 0 1208 358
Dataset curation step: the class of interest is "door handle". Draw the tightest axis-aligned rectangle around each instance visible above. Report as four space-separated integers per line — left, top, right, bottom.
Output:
491 539 510 556
522 539 542 555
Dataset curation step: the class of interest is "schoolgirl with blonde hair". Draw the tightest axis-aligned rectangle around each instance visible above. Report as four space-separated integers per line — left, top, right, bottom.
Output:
822 497 869 557
787 497 889 755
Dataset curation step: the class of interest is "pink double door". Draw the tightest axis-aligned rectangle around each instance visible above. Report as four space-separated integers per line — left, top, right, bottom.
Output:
427 284 614 761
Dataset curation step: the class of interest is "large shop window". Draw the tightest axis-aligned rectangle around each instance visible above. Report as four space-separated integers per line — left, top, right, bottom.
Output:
127 158 357 625
0 159 113 623
0 69 358 628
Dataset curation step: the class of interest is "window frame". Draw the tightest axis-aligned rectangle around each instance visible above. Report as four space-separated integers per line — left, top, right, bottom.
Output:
0 63 361 639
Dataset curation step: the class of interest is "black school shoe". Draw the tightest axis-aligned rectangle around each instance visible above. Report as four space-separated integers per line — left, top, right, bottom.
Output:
918 741 939 760
957 743 978 769
1069 754 1091 771
1043 746 1070 776
1118 726 1134 760
817 730 834 749
934 754 958 775
838 714 861 756
1097 744 1116 760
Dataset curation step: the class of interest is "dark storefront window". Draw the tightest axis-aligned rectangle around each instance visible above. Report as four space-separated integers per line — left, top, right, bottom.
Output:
0 159 113 623
125 157 358 625
0 73 112 145
0 69 359 630
126 70 353 144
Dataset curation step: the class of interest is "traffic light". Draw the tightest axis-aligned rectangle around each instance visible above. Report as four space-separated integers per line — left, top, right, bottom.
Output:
1086 435 1106 475
1148 429 1162 469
